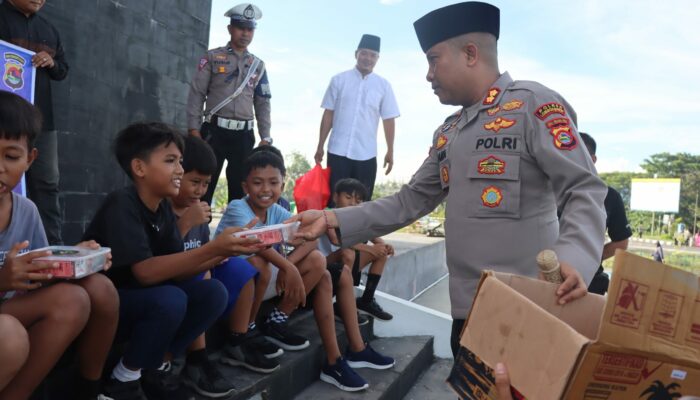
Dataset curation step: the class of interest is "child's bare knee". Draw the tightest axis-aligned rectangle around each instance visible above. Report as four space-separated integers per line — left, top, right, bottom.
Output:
50 283 91 327
341 249 355 266
340 265 352 286
0 315 29 366
78 274 119 315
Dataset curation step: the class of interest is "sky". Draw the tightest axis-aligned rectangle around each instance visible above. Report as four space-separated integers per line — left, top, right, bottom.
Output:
207 0 700 183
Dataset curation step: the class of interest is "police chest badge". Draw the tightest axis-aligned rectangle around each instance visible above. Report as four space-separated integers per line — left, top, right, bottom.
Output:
483 117 516 133
440 165 450 185
3 52 25 91
481 186 503 208
546 117 577 150
477 156 506 175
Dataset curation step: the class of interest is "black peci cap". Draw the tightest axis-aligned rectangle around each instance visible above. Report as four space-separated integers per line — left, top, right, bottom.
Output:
357 34 381 52
413 2 500 53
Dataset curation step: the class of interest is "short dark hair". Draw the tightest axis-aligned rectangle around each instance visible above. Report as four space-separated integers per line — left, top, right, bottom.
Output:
579 132 596 156
182 135 216 176
242 150 286 181
334 178 368 202
250 145 286 176
0 91 42 148
114 122 185 179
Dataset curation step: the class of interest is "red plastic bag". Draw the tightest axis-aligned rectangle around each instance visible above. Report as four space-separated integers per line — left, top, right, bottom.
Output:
293 164 331 212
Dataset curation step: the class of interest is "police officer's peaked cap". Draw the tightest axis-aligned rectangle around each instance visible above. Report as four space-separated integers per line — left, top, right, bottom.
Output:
357 34 381 52
413 2 499 53
225 3 262 28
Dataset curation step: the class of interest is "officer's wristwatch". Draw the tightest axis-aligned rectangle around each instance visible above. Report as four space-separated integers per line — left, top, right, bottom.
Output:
261 137 273 145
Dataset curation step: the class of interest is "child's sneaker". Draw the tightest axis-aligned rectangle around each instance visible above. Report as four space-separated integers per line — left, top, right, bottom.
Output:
248 327 284 358
182 358 235 398
356 297 393 321
261 320 310 351
141 364 195 400
101 377 148 400
333 302 370 326
346 342 395 369
319 357 369 392
221 341 281 373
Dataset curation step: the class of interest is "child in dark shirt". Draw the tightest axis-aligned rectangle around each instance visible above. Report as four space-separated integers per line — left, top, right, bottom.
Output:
82 123 261 400
170 136 279 396
329 179 395 320
0 91 118 400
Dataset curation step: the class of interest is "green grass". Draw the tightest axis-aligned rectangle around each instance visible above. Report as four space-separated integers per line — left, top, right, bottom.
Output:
603 249 700 274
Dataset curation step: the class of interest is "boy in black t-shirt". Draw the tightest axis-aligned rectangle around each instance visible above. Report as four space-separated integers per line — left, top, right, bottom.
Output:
83 123 261 400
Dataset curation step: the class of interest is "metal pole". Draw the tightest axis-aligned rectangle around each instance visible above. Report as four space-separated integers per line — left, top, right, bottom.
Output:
693 191 698 245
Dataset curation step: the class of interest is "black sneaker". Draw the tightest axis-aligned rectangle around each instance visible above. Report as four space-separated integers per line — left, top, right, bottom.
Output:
221 341 280 374
261 320 310 351
141 364 195 400
357 297 393 321
182 358 235 398
333 302 370 326
319 357 368 392
247 328 284 359
346 342 395 370
101 378 147 400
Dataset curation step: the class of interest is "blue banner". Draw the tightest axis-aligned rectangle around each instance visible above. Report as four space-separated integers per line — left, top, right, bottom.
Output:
0 39 36 196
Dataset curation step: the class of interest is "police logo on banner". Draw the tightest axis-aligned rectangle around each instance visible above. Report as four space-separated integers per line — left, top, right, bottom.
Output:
3 52 25 91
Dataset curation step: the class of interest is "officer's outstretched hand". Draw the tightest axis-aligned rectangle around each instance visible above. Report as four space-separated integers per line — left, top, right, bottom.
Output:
495 363 514 400
555 261 588 305
285 210 338 243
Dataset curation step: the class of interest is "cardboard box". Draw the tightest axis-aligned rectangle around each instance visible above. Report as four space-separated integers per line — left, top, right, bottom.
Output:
447 250 700 399
33 246 110 279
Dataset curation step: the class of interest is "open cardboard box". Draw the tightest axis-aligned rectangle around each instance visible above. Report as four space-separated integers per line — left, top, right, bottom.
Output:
447 250 700 399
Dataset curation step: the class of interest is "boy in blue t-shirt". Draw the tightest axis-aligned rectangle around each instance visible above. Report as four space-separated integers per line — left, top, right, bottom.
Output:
0 91 119 400
216 150 378 392
170 137 279 393
83 122 262 400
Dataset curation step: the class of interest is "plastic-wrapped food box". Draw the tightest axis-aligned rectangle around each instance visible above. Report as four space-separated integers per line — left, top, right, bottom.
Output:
33 246 111 279
233 222 300 246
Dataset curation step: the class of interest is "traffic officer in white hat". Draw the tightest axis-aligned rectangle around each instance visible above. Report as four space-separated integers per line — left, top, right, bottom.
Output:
187 3 272 205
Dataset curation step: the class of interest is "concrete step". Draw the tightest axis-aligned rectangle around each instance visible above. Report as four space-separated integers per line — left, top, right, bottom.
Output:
403 358 455 400
191 309 375 400
292 335 434 400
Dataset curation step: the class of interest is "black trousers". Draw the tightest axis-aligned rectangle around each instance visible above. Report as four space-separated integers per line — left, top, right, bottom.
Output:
201 122 255 206
451 319 466 359
328 153 377 207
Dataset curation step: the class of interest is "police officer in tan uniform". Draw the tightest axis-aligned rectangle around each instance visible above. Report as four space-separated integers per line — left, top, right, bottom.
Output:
187 3 272 204
289 1 607 358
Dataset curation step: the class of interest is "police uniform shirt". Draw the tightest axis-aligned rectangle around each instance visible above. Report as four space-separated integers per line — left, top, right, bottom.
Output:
321 69 400 161
333 72 607 319
187 44 271 136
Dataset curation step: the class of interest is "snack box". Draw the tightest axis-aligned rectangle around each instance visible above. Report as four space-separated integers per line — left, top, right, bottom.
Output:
233 222 300 246
448 250 700 399
33 246 110 279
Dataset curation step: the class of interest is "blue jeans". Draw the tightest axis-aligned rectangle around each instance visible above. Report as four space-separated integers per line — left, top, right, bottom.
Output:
115 279 227 369
189 257 259 317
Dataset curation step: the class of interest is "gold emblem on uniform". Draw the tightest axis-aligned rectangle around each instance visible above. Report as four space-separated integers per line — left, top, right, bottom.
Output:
501 99 524 111
483 87 500 105
481 186 503 208
477 156 506 175
483 117 516 133
436 134 448 150
487 106 500 116
218 66 226 73
440 166 450 184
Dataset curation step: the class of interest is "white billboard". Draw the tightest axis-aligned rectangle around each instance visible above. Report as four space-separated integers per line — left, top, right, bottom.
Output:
630 178 681 213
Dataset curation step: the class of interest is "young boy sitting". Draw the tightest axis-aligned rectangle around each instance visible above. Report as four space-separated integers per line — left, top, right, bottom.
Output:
82 122 262 400
329 179 395 320
171 136 279 386
216 150 387 391
0 91 119 400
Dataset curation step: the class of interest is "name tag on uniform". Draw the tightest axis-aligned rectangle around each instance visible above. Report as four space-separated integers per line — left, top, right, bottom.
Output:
473 134 521 153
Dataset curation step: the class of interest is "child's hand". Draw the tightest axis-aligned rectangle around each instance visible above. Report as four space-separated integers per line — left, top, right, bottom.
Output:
75 240 113 271
181 201 212 227
0 241 56 291
214 225 264 256
276 267 306 308
385 244 395 256
549 261 587 305
366 244 389 259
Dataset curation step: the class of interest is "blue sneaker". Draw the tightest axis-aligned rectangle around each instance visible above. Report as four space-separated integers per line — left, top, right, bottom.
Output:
346 342 395 370
319 357 369 392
